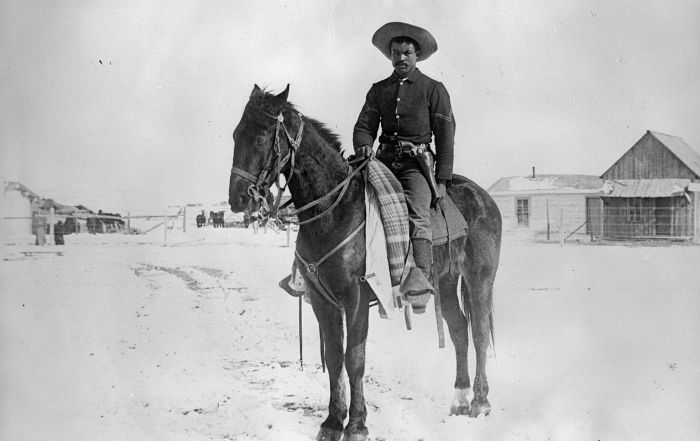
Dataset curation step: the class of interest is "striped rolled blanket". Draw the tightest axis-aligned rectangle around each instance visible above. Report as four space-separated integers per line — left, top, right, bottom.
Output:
365 160 411 286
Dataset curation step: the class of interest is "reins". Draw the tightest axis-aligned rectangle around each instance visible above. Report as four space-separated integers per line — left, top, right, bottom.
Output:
232 108 372 311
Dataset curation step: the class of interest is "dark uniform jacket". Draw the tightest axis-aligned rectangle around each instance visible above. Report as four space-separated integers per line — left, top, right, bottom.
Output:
352 68 455 181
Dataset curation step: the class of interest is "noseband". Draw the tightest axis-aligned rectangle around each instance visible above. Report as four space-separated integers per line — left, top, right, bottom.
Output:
231 110 304 215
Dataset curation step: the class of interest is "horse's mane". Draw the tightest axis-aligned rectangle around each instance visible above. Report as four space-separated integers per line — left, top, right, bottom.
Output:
248 89 343 154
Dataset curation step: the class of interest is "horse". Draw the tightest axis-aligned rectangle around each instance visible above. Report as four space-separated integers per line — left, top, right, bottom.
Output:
63 216 79 234
97 210 124 233
86 215 101 234
196 211 207 228
228 85 501 441
216 210 226 227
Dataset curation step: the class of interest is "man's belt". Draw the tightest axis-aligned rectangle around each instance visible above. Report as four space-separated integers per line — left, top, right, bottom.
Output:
380 141 428 157
379 141 442 207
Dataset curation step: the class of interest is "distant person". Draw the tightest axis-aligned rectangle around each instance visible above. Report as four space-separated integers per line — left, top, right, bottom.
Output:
33 214 46 246
54 221 65 245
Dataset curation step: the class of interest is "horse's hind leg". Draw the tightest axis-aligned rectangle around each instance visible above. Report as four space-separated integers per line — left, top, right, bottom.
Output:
310 297 347 441
438 270 472 416
463 232 498 417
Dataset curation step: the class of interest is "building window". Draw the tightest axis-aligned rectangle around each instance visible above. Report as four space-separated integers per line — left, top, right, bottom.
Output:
628 198 643 223
516 198 530 227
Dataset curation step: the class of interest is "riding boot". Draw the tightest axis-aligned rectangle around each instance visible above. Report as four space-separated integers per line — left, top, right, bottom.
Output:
401 238 435 314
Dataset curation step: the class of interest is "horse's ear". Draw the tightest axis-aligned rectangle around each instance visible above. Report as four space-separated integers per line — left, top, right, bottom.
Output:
251 84 263 97
276 84 290 102
268 83 287 104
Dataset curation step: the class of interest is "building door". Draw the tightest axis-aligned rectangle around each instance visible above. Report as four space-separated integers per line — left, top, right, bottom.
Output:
516 198 530 227
655 198 672 236
586 197 602 237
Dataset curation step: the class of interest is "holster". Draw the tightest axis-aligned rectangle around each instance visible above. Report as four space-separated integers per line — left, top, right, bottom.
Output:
398 140 441 207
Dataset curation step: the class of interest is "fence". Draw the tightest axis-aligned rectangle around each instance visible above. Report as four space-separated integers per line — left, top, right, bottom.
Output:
2 206 188 247
587 199 694 240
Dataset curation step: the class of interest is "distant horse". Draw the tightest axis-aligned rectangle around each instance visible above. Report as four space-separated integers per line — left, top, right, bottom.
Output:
97 210 124 233
228 85 501 441
63 217 79 234
210 211 225 228
86 215 101 234
196 211 207 228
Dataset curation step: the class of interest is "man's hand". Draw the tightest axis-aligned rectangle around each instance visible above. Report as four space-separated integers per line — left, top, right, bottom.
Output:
437 181 447 198
432 180 448 208
355 145 373 159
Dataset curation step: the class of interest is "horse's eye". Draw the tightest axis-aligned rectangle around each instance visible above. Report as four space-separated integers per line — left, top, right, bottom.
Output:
256 135 267 145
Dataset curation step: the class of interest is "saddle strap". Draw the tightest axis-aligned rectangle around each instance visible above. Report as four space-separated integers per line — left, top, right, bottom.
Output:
295 220 366 310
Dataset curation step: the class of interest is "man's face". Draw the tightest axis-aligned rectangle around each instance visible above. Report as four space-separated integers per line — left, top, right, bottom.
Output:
390 41 418 77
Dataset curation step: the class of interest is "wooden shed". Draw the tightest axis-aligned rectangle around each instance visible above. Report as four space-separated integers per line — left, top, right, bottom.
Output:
488 174 603 239
592 131 700 240
2 181 41 244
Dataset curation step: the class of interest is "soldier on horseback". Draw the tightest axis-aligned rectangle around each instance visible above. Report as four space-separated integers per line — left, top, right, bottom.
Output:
353 22 455 313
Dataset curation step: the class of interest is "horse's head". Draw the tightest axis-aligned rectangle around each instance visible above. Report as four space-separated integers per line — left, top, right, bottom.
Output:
228 84 290 214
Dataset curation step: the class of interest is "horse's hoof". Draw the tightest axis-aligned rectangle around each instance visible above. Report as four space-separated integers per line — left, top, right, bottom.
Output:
469 399 491 418
316 427 343 441
449 404 471 416
342 432 369 441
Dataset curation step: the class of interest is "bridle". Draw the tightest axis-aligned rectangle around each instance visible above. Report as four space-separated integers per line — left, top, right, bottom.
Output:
230 108 370 225
230 110 304 217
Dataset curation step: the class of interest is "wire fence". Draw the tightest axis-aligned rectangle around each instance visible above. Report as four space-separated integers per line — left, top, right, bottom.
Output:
587 204 694 240
3 205 299 247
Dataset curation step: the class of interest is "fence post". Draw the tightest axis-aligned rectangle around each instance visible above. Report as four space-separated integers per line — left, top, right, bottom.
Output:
182 206 187 233
690 183 700 244
163 209 168 247
546 198 550 241
559 207 564 246
127 212 131 235
49 207 55 246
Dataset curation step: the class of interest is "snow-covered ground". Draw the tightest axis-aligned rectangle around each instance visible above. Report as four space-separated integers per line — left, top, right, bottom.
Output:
1 227 699 441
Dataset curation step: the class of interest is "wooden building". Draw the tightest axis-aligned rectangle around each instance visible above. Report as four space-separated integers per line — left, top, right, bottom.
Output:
2 181 41 244
591 131 700 240
488 173 603 239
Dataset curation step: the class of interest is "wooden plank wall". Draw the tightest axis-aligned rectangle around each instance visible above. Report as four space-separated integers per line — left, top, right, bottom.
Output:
491 193 590 234
603 133 698 180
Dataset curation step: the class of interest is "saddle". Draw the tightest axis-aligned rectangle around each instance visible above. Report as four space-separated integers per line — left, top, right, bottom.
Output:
431 196 468 246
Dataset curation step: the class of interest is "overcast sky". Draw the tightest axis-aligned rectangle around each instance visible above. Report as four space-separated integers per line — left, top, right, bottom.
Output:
2 0 699 213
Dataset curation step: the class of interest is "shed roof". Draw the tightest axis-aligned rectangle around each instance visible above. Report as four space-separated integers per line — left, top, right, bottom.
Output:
3 181 40 200
488 174 603 194
648 131 700 177
601 178 691 197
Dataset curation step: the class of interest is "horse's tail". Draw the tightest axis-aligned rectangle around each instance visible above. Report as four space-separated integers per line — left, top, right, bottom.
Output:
460 276 496 354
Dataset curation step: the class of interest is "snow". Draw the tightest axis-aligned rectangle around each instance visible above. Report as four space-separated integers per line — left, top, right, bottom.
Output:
506 177 559 191
2 226 699 441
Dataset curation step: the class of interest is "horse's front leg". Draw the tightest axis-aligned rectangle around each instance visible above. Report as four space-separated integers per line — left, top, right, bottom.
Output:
311 294 346 441
342 283 370 441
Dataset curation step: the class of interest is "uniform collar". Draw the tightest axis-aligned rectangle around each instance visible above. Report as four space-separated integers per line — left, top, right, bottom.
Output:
391 68 422 83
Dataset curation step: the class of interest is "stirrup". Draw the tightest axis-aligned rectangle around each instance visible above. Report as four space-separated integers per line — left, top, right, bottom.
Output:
279 275 304 298
401 267 434 314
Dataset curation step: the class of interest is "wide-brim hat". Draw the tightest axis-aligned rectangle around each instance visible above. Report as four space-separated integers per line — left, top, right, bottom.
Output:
372 22 438 61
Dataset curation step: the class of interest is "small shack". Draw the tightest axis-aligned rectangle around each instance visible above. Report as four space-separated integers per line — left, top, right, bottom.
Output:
488 173 603 239
2 181 42 244
592 131 700 240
